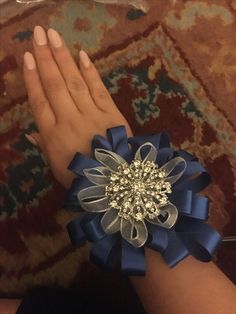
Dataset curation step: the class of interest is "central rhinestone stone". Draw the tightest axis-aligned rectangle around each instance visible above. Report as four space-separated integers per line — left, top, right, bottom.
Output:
105 160 172 221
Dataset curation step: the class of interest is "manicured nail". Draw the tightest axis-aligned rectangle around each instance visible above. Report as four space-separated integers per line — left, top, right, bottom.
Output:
47 28 62 48
24 52 36 70
34 25 47 46
79 50 90 68
25 134 38 146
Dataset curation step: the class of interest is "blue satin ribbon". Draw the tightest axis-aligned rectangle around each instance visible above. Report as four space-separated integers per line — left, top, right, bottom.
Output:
121 240 146 276
81 213 106 242
68 153 100 176
90 234 119 271
65 126 222 275
162 229 189 267
64 177 91 212
67 214 87 247
146 224 168 252
176 217 221 262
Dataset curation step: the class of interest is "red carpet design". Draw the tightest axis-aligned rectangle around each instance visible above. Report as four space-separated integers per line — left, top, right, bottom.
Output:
0 0 235 302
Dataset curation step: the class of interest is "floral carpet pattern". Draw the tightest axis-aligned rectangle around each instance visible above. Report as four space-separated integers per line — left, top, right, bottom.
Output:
0 0 236 303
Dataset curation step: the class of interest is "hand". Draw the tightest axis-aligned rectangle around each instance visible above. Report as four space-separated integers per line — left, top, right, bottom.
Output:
23 26 132 188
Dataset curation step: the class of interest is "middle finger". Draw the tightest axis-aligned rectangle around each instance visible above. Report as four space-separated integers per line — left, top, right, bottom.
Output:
33 26 79 122
47 28 98 114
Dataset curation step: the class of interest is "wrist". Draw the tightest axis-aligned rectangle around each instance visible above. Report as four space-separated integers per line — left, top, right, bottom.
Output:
130 250 236 314
0 299 21 314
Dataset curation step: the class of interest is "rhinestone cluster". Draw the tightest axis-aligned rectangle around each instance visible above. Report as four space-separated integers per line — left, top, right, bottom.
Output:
105 160 172 221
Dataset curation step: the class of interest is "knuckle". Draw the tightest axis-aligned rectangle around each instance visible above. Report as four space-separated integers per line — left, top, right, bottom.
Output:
46 78 65 92
92 87 109 100
29 97 48 114
66 76 87 92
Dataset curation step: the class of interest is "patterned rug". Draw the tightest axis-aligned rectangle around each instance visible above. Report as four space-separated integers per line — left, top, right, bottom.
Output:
0 0 236 306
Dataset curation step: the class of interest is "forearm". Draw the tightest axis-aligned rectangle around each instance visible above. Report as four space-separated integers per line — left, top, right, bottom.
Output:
130 249 236 314
0 299 21 314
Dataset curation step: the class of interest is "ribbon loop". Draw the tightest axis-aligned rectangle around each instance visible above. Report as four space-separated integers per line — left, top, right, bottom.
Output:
128 132 170 155
156 147 173 166
121 240 146 276
174 162 210 193
161 157 186 184
64 177 90 211
121 218 148 248
176 217 222 262
101 208 121 235
169 190 192 215
67 215 87 247
84 167 111 186
190 195 209 220
107 126 131 161
134 142 158 163
65 127 222 275
162 229 189 267
92 135 113 151
78 186 109 212
147 203 178 229
90 235 119 271
147 224 168 252
175 149 197 162
82 214 106 242
95 149 127 172
68 153 100 176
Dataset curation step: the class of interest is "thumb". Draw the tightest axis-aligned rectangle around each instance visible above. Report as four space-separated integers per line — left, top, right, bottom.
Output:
25 132 42 146
25 132 49 164
25 132 46 155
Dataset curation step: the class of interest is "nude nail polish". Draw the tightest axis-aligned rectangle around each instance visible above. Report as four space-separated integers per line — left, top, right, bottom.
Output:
34 25 47 46
47 28 62 48
79 50 90 68
24 52 36 70
25 134 38 146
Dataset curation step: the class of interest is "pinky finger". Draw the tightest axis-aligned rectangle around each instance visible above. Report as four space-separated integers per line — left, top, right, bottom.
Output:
23 52 56 135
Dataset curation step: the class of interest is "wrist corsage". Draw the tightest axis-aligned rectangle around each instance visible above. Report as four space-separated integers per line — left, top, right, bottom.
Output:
64 126 222 275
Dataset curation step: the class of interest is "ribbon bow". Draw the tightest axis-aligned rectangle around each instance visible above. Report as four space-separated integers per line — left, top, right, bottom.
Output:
64 126 222 275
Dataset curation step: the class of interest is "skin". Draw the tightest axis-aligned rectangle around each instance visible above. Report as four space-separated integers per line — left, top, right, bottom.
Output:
131 251 236 314
1 26 235 314
23 26 132 188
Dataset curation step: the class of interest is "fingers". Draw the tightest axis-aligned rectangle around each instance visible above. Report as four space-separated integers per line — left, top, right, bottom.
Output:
24 25 118 131
25 132 48 157
32 26 79 121
46 28 118 114
47 28 98 114
79 50 118 112
25 131 43 145
25 133 38 146
23 52 56 134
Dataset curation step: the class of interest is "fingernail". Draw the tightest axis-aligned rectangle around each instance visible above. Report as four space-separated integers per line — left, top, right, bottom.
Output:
79 50 90 68
47 28 62 48
34 25 47 46
24 52 36 70
25 134 38 146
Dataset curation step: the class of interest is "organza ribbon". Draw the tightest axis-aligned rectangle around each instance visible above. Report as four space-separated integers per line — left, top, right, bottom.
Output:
65 126 222 275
